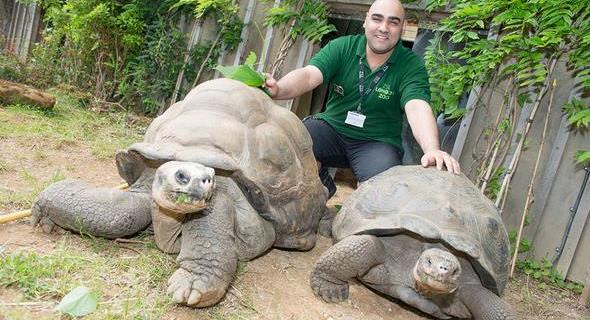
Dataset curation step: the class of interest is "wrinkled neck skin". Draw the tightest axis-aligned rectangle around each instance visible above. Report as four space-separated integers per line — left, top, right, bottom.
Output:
127 167 155 194
174 178 239 303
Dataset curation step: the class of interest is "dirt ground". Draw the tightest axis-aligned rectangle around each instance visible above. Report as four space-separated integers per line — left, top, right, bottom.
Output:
1 127 589 319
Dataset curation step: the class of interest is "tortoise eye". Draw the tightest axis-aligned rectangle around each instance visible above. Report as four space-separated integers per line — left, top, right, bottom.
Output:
175 171 190 185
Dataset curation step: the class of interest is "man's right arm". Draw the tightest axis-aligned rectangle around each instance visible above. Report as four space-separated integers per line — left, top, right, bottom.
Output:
265 65 324 100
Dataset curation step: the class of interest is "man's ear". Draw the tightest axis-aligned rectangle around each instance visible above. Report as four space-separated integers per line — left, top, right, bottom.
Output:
402 19 407 35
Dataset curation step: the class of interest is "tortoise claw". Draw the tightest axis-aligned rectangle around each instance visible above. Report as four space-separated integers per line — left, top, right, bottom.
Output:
310 270 349 303
166 268 226 308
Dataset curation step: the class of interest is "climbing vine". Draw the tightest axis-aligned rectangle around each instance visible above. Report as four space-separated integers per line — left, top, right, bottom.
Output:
424 0 590 176
263 0 335 77
22 0 243 114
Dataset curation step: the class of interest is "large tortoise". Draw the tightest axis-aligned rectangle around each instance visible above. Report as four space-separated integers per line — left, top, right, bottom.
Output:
32 78 327 307
310 165 516 320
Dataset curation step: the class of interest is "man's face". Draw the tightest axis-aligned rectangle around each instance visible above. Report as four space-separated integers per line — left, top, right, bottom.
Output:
363 0 405 55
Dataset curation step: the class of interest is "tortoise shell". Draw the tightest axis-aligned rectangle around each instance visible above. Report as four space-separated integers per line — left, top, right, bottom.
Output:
125 78 326 249
332 165 510 294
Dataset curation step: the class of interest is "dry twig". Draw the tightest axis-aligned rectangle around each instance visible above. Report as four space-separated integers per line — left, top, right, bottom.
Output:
510 78 557 277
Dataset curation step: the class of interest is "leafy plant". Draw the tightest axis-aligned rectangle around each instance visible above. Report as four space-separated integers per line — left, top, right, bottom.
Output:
508 229 531 255
574 150 590 166
424 0 590 118
516 258 584 294
265 0 336 43
264 0 335 76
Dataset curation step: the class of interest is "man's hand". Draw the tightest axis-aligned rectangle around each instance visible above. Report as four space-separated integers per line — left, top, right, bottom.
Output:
264 73 279 98
420 150 461 175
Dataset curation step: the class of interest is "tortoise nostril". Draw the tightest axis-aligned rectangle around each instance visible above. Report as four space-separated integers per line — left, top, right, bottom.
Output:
175 171 190 185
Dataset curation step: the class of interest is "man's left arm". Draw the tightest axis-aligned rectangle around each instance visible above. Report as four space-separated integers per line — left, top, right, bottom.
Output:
404 99 461 174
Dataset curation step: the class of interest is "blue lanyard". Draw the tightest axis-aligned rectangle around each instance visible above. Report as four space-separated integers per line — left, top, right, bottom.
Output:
357 58 389 113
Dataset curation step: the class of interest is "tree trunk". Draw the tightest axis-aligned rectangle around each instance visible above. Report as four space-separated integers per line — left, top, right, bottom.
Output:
0 79 55 109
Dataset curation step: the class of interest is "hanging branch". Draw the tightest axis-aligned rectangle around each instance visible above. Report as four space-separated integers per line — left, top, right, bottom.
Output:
269 0 305 78
170 19 203 106
191 26 225 89
479 77 513 191
494 56 558 209
510 78 557 277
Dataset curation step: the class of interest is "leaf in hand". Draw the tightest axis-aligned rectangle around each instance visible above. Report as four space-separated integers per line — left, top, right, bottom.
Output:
215 64 265 87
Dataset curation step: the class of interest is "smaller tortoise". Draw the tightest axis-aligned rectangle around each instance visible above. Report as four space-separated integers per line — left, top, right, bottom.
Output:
310 165 517 320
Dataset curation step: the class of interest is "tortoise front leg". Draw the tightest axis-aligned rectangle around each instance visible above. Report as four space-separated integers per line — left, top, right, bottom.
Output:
166 192 238 307
310 235 386 302
456 285 518 320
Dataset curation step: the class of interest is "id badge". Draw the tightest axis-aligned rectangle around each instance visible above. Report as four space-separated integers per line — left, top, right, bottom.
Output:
345 111 366 128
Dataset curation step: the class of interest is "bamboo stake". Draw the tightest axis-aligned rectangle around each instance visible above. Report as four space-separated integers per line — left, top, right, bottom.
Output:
494 57 558 208
579 268 590 307
510 79 557 277
480 141 501 193
0 183 128 224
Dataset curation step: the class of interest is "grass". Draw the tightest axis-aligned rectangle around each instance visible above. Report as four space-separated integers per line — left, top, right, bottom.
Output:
0 235 177 319
0 90 145 209
0 235 258 320
0 91 144 160
0 169 65 209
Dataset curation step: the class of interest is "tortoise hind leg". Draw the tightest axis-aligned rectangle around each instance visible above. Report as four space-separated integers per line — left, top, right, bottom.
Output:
310 235 385 302
457 285 518 320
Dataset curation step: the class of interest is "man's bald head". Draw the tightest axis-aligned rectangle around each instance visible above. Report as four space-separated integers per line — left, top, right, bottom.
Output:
364 0 405 55
368 0 405 22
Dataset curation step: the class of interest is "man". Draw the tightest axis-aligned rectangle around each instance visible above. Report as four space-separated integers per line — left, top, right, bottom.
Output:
265 0 460 198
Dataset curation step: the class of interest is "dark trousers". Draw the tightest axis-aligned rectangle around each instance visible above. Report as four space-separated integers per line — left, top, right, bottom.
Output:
303 117 402 197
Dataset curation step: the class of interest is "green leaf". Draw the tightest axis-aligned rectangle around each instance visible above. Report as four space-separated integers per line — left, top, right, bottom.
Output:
244 51 257 68
55 286 98 317
214 64 265 87
575 150 590 165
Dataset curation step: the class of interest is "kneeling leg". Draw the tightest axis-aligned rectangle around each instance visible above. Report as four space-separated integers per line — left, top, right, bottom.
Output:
310 235 385 302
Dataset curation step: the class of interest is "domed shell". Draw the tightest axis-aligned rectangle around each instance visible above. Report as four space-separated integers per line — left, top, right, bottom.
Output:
126 78 326 249
332 165 510 295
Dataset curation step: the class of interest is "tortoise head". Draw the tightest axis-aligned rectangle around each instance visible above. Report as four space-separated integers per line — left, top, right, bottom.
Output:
152 161 216 214
413 247 461 296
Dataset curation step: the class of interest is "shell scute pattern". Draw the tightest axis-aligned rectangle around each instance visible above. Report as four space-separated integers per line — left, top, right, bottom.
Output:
332 165 510 294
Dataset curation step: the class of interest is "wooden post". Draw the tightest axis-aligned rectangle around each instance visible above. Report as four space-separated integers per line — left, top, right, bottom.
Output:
580 269 590 307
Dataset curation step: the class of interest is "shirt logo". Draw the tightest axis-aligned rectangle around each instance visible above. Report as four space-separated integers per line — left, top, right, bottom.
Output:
375 84 392 100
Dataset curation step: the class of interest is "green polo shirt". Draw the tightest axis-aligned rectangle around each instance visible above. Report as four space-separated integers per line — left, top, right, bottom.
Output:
308 34 431 149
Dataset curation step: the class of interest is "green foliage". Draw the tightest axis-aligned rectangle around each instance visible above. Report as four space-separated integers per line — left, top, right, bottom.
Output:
563 98 590 130
516 258 584 294
264 0 336 43
22 0 244 114
575 150 590 165
425 0 590 119
29 0 186 113
116 14 186 114
0 251 80 299
508 230 531 255
483 166 504 200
